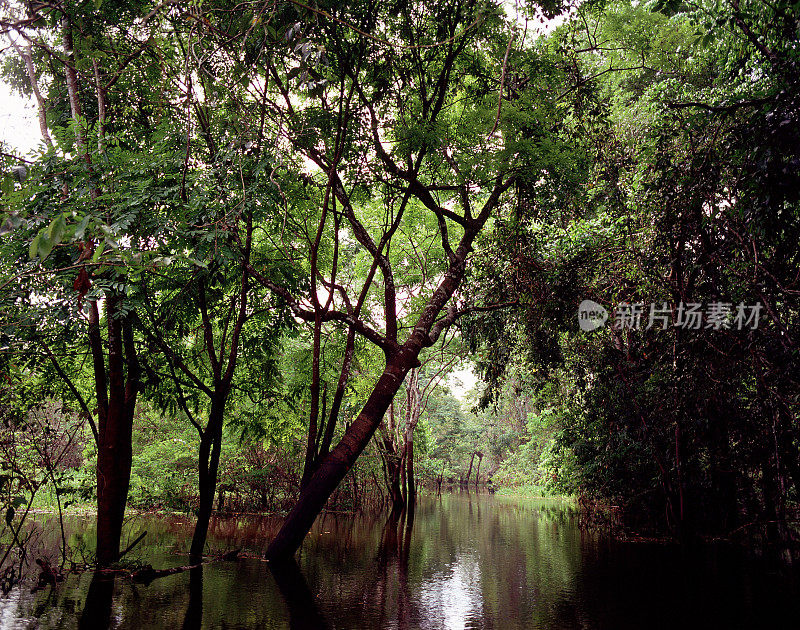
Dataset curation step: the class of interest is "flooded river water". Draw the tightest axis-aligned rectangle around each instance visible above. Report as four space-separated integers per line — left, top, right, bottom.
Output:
2 492 799 628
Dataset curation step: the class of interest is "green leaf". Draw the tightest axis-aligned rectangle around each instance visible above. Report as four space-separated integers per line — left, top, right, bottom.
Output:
75 214 91 240
38 232 54 259
92 241 106 262
48 214 66 245
29 233 40 260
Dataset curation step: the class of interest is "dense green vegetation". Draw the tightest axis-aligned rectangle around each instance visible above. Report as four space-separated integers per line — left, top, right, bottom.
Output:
465 0 800 547
0 0 797 591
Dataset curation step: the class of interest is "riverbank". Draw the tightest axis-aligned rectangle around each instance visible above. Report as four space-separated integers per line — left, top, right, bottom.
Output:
493 484 575 501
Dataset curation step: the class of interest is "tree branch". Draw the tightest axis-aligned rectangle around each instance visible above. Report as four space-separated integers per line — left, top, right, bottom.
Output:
39 340 99 445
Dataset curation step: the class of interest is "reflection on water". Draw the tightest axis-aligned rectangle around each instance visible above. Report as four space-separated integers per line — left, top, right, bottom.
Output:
181 566 203 630
2 492 800 629
77 573 114 630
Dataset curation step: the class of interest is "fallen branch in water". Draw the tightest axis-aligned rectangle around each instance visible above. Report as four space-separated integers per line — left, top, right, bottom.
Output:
131 562 204 584
118 530 147 561
129 548 242 584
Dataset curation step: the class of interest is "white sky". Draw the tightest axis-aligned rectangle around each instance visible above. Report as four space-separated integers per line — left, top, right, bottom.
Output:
448 365 479 401
0 87 39 154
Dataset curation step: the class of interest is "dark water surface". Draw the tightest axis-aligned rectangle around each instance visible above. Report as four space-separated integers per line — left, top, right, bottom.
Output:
3 492 800 629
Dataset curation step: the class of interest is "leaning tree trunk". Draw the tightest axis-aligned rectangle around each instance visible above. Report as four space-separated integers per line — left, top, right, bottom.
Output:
266 352 414 560
263 174 512 561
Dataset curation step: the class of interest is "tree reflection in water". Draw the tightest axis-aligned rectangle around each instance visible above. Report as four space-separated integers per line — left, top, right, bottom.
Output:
78 572 115 630
375 501 417 629
181 565 203 630
270 558 332 629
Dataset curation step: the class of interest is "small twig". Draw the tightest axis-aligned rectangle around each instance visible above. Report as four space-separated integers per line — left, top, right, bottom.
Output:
487 33 516 140
118 530 147 560
666 95 774 113
0 151 34 164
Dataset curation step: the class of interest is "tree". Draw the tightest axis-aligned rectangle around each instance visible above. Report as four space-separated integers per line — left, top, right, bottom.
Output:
465 0 800 544
0 0 290 563
223 0 543 560
2 0 572 565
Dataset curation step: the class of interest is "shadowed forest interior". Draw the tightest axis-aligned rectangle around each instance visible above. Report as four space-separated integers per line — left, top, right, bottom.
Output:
0 0 799 627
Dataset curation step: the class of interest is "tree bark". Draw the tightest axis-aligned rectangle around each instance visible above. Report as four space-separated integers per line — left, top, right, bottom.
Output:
266 353 413 559
402 369 421 505
95 300 139 565
466 452 476 487
263 173 512 561
405 437 415 504
380 405 405 512
190 398 225 560
11 41 53 149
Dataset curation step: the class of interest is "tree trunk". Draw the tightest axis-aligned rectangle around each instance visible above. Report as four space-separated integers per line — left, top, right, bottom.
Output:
94 302 138 566
403 369 420 505
400 447 407 504
11 41 53 149
379 403 405 511
62 11 137 567
95 403 134 564
190 399 225 560
383 446 405 511
300 318 323 490
263 178 512 561
466 452 476 487
266 355 412 560
405 437 415 503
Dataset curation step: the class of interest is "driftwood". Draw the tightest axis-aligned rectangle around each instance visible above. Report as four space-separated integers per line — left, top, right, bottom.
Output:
32 559 65 591
130 548 240 584
221 548 241 561
131 562 205 584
